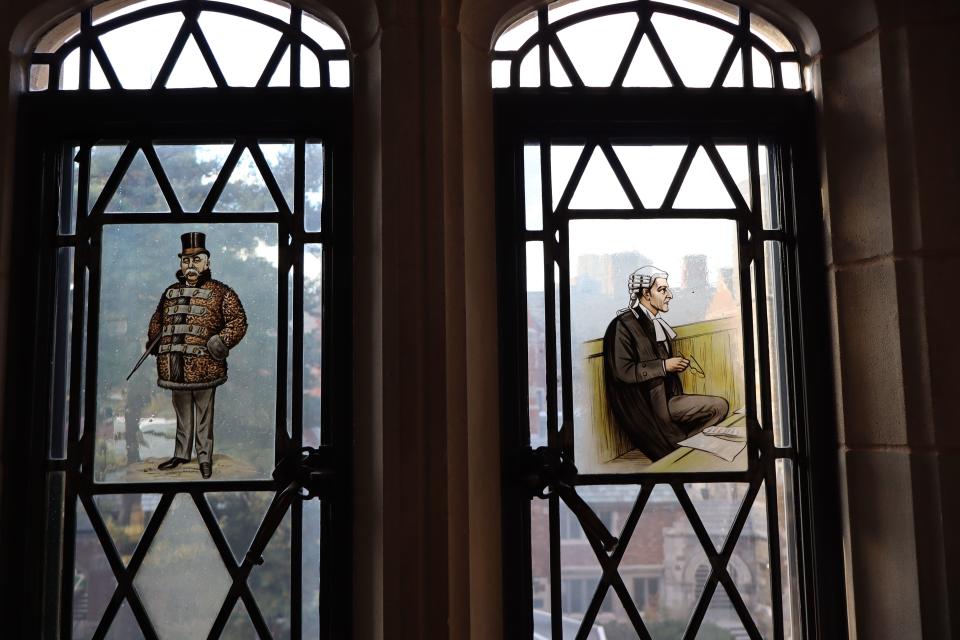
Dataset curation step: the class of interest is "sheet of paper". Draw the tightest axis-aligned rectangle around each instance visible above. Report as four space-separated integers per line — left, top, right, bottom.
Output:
676 433 746 462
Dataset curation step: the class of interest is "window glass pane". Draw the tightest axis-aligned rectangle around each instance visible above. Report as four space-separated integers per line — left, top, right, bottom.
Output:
568 147 631 210
721 483 773 637
134 494 232 637
89 143 127 212
556 13 638 87
716 144 750 208
300 47 322 87
105 149 170 213
781 61 802 89
765 241 791 447
104 600 144 639
777 459 802 640
524 145 543 230
554 262 564 427
73 502 116 640
30 63 50 91
722 50 743 87
330 60 350 87
260 142 295 211
559 499 602 623
268 46 291 86
42 472 66 638
208 491 273 563
550 145 584 210
624 486 701 635
62 48 80 90
622 37 672 87
304 244 323 445
166 36 219 88
154 143 233 213
198 12 282 87
612 145 686 208
491 60 510 88
527 242 548 446
520 45 540 87
650 12 734 88
249 507 292 637
548 47 573 87
752 48 773 88
215 147 280 212
305 142 324 232
570 219 745 474
95 223 277 482
99 13 184 89
674 146 736 209
93 494 160 565
530 500 552 629
50 248 75 459
90 55 110 90
685 481 750 548
302 499 322 638
759 144 777 229
224 600 258 636
286 267 294 439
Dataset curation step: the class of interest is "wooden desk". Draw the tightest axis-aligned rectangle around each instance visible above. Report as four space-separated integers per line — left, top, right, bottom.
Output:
608 413 748 473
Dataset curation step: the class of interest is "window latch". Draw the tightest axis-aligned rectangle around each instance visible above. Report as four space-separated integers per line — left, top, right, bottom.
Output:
515 446 618 551
241 447 335 568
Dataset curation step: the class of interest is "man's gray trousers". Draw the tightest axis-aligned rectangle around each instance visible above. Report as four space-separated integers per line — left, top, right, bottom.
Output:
171 388 216 464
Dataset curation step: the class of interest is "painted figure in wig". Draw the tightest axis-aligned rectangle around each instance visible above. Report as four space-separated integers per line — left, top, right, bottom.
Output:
147 232 248 478
602 266 728 461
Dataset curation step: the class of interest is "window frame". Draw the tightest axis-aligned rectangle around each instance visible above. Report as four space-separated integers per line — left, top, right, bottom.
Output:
0 7 353 638
493 5 846 639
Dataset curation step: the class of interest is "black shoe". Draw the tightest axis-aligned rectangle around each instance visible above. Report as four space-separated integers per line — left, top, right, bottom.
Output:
158 457 189 470
199 461 212 479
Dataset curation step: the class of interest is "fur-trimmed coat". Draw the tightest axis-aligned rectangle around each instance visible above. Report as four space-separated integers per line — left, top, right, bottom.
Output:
147 270 247 390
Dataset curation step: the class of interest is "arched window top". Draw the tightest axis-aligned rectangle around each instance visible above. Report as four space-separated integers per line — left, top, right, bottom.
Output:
29 0 349 91
492 0 803 90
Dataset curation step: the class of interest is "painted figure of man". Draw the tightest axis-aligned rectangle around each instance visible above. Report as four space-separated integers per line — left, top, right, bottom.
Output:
149 232 247 478
602 266 728 461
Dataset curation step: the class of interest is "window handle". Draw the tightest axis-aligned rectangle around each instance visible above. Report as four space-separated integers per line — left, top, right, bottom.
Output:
242 447 334 568
516 446 618 551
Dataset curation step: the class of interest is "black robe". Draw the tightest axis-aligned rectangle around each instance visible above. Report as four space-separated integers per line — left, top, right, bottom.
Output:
602 309 688 461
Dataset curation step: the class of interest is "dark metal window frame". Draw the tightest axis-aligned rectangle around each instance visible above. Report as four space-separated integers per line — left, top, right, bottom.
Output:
1 6 353 639
494 4 846 639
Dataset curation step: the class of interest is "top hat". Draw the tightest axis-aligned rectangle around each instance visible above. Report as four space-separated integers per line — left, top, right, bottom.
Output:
179 232 209 257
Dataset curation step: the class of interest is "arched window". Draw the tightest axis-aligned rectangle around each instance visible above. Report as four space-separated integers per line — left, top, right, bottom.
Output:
6 1 351 637
497 1 838 638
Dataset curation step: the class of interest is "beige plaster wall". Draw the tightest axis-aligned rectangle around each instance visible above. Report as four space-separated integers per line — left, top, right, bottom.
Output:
1 0 959 637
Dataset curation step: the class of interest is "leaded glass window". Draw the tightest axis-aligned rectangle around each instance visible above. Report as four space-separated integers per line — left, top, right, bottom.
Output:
11 1 351 637
495 2 827 638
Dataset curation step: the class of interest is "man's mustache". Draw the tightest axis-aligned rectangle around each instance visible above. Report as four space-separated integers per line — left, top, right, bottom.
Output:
185 268 202 277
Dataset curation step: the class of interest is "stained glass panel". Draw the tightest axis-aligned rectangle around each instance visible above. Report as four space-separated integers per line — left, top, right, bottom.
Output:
95 223 278 482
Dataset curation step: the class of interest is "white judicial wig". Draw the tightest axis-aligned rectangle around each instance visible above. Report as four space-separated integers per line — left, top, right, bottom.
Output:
627 266 676 342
